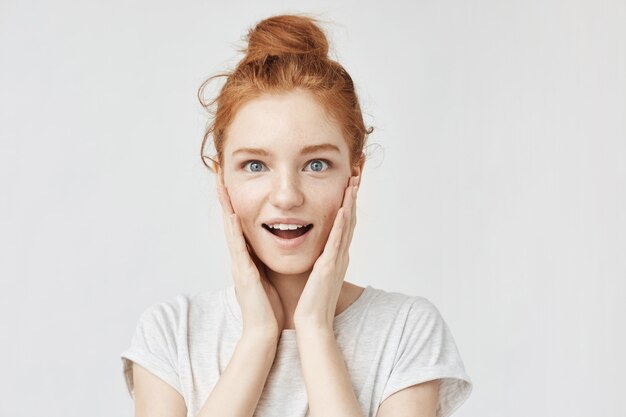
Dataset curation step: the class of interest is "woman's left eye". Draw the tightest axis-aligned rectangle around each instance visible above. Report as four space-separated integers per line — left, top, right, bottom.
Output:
304 159 331 172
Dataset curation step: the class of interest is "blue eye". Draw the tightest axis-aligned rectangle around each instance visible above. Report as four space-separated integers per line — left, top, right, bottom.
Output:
305 159 331 172
242 160 266 172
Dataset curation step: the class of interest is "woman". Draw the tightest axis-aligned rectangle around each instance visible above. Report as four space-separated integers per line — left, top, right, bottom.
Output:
121 14 472 417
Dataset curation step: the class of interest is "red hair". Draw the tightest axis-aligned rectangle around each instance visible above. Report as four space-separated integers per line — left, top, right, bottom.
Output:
197 13 374 172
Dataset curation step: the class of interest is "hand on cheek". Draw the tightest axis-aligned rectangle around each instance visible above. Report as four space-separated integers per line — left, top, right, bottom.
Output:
216 179 286 336
294 175 359 330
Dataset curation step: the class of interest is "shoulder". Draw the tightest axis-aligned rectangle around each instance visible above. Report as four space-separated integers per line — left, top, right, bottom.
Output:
138 286 227 321
366 286 441 319
138 293 190 325
363 287 452 345
406 296 445 322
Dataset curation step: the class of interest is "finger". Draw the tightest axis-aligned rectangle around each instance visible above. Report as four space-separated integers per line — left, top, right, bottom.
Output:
217 184 236 249
339 176 353 209
230 214 251 264
324 177 353 260
229 213 257 284
224 217 241 281
324 206 345 261
339 177 357 253
222 213 238 263
217 180 235 215
345 180 358 250
217 182 240 256
351 176 359 231
217 186 245 263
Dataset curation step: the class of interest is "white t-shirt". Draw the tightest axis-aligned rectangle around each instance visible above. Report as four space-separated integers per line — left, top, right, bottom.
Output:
120 284 473 417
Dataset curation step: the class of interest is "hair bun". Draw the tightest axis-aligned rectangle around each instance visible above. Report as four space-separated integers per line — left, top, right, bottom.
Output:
242 14 329 64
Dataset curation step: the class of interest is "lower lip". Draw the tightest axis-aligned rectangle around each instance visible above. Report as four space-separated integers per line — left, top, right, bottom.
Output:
263 226 313 249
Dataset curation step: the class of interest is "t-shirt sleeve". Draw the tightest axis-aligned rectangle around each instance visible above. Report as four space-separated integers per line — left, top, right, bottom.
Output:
380 297 473 417
120 299 184 400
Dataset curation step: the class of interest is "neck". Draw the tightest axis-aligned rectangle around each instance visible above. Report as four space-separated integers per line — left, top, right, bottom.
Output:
265 268 357 330
266 268 311 329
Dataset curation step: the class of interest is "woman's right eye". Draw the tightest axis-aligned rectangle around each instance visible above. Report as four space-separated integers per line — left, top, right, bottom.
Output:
242 160 266 172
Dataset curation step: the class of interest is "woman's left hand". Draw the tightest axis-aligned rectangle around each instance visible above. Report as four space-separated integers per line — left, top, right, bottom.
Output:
293 175 360 330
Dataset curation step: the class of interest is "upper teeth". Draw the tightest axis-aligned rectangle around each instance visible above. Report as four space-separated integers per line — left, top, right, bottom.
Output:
267 223 306 230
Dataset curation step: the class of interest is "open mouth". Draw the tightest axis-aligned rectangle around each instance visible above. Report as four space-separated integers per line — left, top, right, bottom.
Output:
262 224 313 239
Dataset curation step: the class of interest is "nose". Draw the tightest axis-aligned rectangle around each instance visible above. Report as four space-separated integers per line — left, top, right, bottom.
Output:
268 172 304 210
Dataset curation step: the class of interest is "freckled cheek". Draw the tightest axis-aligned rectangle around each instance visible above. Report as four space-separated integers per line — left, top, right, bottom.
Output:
227 186 262 232
315 188 345 230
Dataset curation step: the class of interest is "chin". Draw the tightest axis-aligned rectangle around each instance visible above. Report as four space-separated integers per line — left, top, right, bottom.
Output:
263 256 315 276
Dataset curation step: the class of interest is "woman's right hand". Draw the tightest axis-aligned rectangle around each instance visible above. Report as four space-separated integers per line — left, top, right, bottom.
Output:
217 177 285 340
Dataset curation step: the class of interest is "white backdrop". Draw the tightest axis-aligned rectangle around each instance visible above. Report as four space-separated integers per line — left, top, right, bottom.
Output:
1 1 624 416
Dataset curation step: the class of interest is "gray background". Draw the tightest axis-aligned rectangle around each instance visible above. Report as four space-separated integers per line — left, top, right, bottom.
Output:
1 0 624 416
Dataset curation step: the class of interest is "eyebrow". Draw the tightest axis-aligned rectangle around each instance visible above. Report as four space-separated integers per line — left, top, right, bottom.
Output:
232 143 341 157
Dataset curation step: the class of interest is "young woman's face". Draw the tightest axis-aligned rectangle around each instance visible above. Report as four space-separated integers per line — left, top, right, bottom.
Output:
219 89 362 275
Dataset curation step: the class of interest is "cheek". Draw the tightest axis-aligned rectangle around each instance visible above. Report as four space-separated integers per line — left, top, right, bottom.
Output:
227 188 247 214
315 186 345 228
227 186 260 230
227 179 262 211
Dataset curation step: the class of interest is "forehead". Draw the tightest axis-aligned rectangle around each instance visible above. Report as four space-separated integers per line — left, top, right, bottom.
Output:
224 89 347 155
